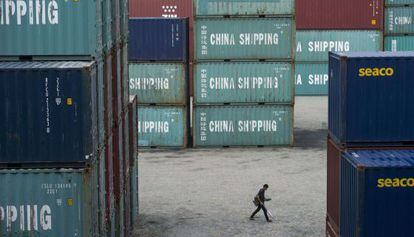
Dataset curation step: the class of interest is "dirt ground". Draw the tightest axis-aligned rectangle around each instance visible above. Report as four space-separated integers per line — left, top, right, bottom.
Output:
133 97 328 237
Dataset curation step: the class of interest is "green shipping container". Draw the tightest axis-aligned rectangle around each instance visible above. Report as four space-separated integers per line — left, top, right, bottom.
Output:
138 106 188 148
194 105 293 147
295 63 328 96
385 36 414 51
386 0 414 6
0 168 100 236
194 62 293 104
0 0 107 57
296 31 382 62
129 63 187 105
195 18 294 60
195 0 294 16
385 7 414 34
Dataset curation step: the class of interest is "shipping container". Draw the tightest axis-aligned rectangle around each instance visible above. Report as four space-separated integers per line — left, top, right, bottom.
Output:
296 0 383 30
194 105 293 147
138 106 188 148
129 18 189 62
98 148 108 236
121 43 130 110
122 107 131 237
194 0 294 16
105 135 116 237
121 0 129 41
128 96 138 167
329 52 414 146
195 18 294 60
97 58 106 149
129 63 188 105
295 63 328 95
326 216 339 237
105 54 114 139
340 150 414 237
0 61 100 166
130 156 139 225
0 168 100 236
385 36 414 51
0 0 110 58
386 0 414 5
385 7 414 34
194 62 293 104
296 31 382 62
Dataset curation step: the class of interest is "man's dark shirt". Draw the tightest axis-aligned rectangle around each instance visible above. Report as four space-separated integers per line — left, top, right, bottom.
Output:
257 188 266 204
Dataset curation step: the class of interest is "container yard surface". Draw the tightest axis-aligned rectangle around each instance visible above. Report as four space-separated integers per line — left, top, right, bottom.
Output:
133 97 327 237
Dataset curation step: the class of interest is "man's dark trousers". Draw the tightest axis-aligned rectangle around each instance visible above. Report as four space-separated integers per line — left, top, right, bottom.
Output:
251 204 269 221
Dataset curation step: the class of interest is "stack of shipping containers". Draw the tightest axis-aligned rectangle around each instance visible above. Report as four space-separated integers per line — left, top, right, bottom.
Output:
192 0 295 147
384 0 414 51
295 0 384 95
0 0 138 236
128 18 190 148
327 52 414 237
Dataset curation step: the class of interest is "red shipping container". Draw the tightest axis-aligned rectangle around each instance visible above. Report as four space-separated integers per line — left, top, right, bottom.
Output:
296 0 384 30
129 0 194 95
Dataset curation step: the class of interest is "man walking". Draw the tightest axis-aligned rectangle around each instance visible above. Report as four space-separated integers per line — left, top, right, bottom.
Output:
250 184 272 222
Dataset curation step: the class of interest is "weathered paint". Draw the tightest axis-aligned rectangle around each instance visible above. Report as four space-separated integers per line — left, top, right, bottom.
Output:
296 31 382 62
195 0 294 16
329 52 414 146
138 106 187 148
128 96 138 167
341 150 414 237
130 156 139 225
0 0 107 57
0 168 99 236
129 63 187 105
194 62 293 104
195 18 294 60
295 63 328 95
385 36 414 51
386 0 414 5
385 7 414 34
0 61 99 165
194 105 293 147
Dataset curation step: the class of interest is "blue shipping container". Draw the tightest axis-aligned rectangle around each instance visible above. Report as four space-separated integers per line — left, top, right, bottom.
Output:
129 18 188 62
0 62 98 165
328 52 414 146
341 150 414 237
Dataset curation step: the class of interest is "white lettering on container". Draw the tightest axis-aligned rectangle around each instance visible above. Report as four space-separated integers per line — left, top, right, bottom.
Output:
208 120 277 133
207 77 278 90
210 33 278 46
395 16 412 25
307 41 350 52
129 78 170 90
0 205 52 232
0 0 58 25
138 121 169 134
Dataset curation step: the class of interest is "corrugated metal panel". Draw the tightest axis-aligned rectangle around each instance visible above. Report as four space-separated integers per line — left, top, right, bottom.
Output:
329 52 414 146
195 18 294 60
97 58 106 149
326 216 339 237
296 0 383 30
194 62 293 104
194 105 293 147
121 43 130 110
296 31 382 62
105 54 114 140
129 18 189 62
386 0 414 5
130 156 139 225
129 63 187 105
128 96 138 167
138 106 188 148
326 139 341 234
385 7 414 34
0 61 99 165
295 62 328 95
98 148 107 236
385 36 414 52
0 168 99 236
0 0 105 57
341 150 414 237
195 0 294 16
121 0 129 41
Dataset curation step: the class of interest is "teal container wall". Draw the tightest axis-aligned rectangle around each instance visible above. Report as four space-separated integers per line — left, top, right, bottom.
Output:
0 168 99 236
386 0 414 5
385 7 414 34
138 106 187 148
385 36 414 51
194 62 293 104
194 105 293 147
0 0 104 57
296 31 382 62
129 63 187 105
194 0 295 16
131 156 139 225
295 63 328 96
195 18 294 60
